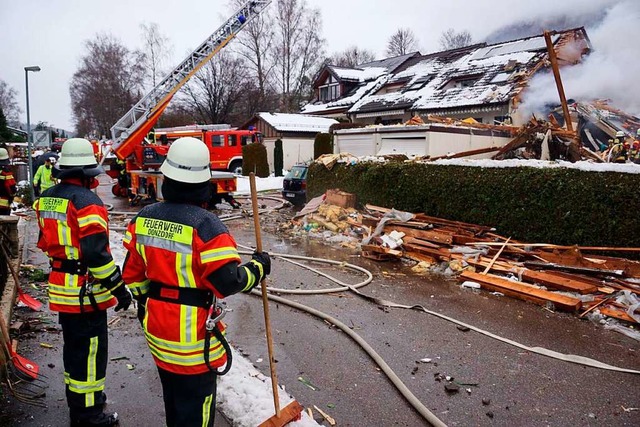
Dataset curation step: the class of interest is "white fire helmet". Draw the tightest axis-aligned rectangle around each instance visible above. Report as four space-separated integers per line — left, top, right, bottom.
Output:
58 138 97 167
160 137 212 184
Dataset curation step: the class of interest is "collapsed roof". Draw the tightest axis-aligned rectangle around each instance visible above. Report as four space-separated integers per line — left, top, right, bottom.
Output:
302 28 591 119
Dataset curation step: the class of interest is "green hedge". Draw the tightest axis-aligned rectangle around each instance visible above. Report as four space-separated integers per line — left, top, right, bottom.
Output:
242 143 269 178
308 162 640 248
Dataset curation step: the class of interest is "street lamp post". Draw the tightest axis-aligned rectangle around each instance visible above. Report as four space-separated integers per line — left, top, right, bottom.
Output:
24 65 41 200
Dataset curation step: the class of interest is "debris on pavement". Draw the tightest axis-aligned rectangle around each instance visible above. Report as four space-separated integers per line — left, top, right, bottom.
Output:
282 196 640 336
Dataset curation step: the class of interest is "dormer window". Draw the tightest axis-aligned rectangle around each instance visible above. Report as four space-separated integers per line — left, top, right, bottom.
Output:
319 75 341 102
404 75 433 92
441 74 483 90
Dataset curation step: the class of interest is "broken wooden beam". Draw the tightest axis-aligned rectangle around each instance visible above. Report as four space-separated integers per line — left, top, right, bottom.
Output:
460 270 582 312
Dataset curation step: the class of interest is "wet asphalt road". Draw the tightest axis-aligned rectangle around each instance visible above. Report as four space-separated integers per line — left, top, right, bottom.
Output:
2 178 639 426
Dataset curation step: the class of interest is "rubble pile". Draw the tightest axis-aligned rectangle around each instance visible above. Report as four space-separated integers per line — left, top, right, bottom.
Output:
285 195 640 332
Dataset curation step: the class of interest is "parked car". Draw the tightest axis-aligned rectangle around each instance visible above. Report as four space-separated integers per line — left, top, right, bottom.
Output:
282 164 308 206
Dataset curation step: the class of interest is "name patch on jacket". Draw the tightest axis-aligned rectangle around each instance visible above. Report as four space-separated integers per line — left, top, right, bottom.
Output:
40 197 69 213
137 218 193 244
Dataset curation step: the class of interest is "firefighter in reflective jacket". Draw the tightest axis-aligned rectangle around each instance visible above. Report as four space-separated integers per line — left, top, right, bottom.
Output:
34 138 131 427
0 148 16 215
122 137 270 427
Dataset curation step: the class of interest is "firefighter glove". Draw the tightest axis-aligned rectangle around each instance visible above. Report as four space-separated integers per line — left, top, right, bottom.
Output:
251 251 271 275
112 284 132 312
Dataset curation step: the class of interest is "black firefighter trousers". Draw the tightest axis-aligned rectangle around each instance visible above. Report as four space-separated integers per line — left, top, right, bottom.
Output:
59 310 108 421
157 367 217 427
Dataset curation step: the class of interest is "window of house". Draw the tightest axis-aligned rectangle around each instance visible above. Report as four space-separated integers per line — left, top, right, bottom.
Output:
211 135 223 147
404 75 433 92
441 74 483 90
319 75 341 102
375 82 406 95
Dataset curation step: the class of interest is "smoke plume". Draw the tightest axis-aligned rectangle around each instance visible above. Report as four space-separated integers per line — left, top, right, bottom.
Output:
519 0 640 117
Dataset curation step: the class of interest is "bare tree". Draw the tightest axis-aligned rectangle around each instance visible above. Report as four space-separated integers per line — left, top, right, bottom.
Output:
330 46 376 68
386 28 418 57
179 50 251 125
140 22 172 89
231 0 276 107
439 28 473 51
273 0 325 112
69 34 146 138
0 79 22 126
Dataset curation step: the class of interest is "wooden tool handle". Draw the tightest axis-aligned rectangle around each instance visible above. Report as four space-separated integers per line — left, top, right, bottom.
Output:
249 173 281 416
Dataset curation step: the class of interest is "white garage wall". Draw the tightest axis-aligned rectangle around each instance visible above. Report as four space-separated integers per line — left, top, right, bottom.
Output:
263 137 315 172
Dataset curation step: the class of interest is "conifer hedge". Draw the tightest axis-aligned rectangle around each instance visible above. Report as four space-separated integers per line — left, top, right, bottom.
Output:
242 143 269 177
308 162 640 249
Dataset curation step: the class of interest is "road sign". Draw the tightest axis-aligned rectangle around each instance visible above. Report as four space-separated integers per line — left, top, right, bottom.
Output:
32 130 51 148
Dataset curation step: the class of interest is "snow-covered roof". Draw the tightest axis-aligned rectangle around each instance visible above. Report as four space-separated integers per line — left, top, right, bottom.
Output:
302 28 589 118
257 113 338 133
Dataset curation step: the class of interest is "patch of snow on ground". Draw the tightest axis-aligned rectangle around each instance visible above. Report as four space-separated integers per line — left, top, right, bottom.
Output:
218 347 318 427
109 230 126 267
234 175 285 195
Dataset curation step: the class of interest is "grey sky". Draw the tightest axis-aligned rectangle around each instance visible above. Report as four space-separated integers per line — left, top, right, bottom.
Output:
0 0 617 132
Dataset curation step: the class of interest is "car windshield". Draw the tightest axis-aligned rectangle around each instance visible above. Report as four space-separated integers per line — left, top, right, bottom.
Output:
286 166 307 180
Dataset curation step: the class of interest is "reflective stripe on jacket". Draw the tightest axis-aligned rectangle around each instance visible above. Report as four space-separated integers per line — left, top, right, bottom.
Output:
122 202 259 375
34 180 117 313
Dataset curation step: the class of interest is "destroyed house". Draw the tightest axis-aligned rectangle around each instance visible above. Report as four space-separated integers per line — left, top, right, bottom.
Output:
302 28 591 126
301 52 421 120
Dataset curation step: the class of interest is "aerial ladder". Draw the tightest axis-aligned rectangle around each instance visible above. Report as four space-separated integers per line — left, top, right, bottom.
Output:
109 0 271 161
107 0 271 205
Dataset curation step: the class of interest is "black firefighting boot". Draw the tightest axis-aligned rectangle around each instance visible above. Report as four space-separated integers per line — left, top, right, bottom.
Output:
69 412 119 427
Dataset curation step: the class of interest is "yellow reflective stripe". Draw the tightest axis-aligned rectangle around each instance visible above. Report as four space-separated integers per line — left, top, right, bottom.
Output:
242 266 256 292
64 244 79 260
147 340 225 367
0 199 10 207
39 197 69 214
86 336 98 406
183 306 196 343
48 283 110 296
128 279 150 296
0 175 6 180
89 260 117 279
136 217 193 245
145 330 210 352
202 393 213 426
48 284 112 306
136 243 147 263
78 214 108 230
64 271 79 288
64 372 105 394
200 247 239 264
123 230 133 245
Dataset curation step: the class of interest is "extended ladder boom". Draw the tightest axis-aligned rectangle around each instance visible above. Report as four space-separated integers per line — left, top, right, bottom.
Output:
110 0 271 159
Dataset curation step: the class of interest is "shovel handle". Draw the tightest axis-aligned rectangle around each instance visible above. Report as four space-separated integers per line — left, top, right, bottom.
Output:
249 173 281 416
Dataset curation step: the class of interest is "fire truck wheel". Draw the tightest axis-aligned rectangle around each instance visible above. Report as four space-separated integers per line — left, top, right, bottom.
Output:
229 160 243 175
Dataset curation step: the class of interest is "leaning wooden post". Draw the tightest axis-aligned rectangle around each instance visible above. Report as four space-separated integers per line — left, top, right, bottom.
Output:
544 30 573 133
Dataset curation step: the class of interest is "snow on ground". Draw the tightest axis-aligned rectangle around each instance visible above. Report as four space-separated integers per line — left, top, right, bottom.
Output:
432 158 640 174
234 174 285 195
108 230 317 426
217 348 318 427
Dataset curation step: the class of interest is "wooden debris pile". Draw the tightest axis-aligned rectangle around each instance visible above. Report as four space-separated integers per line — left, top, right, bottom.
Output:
491 117 582 162
360 204 640 325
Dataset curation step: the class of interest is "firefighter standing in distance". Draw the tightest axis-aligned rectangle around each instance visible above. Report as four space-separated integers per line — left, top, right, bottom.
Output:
34 138 131 427
0 148 16 215
122 137 270 427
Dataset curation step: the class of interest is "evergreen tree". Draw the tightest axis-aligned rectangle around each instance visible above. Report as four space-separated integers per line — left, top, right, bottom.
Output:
0 107 14 142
